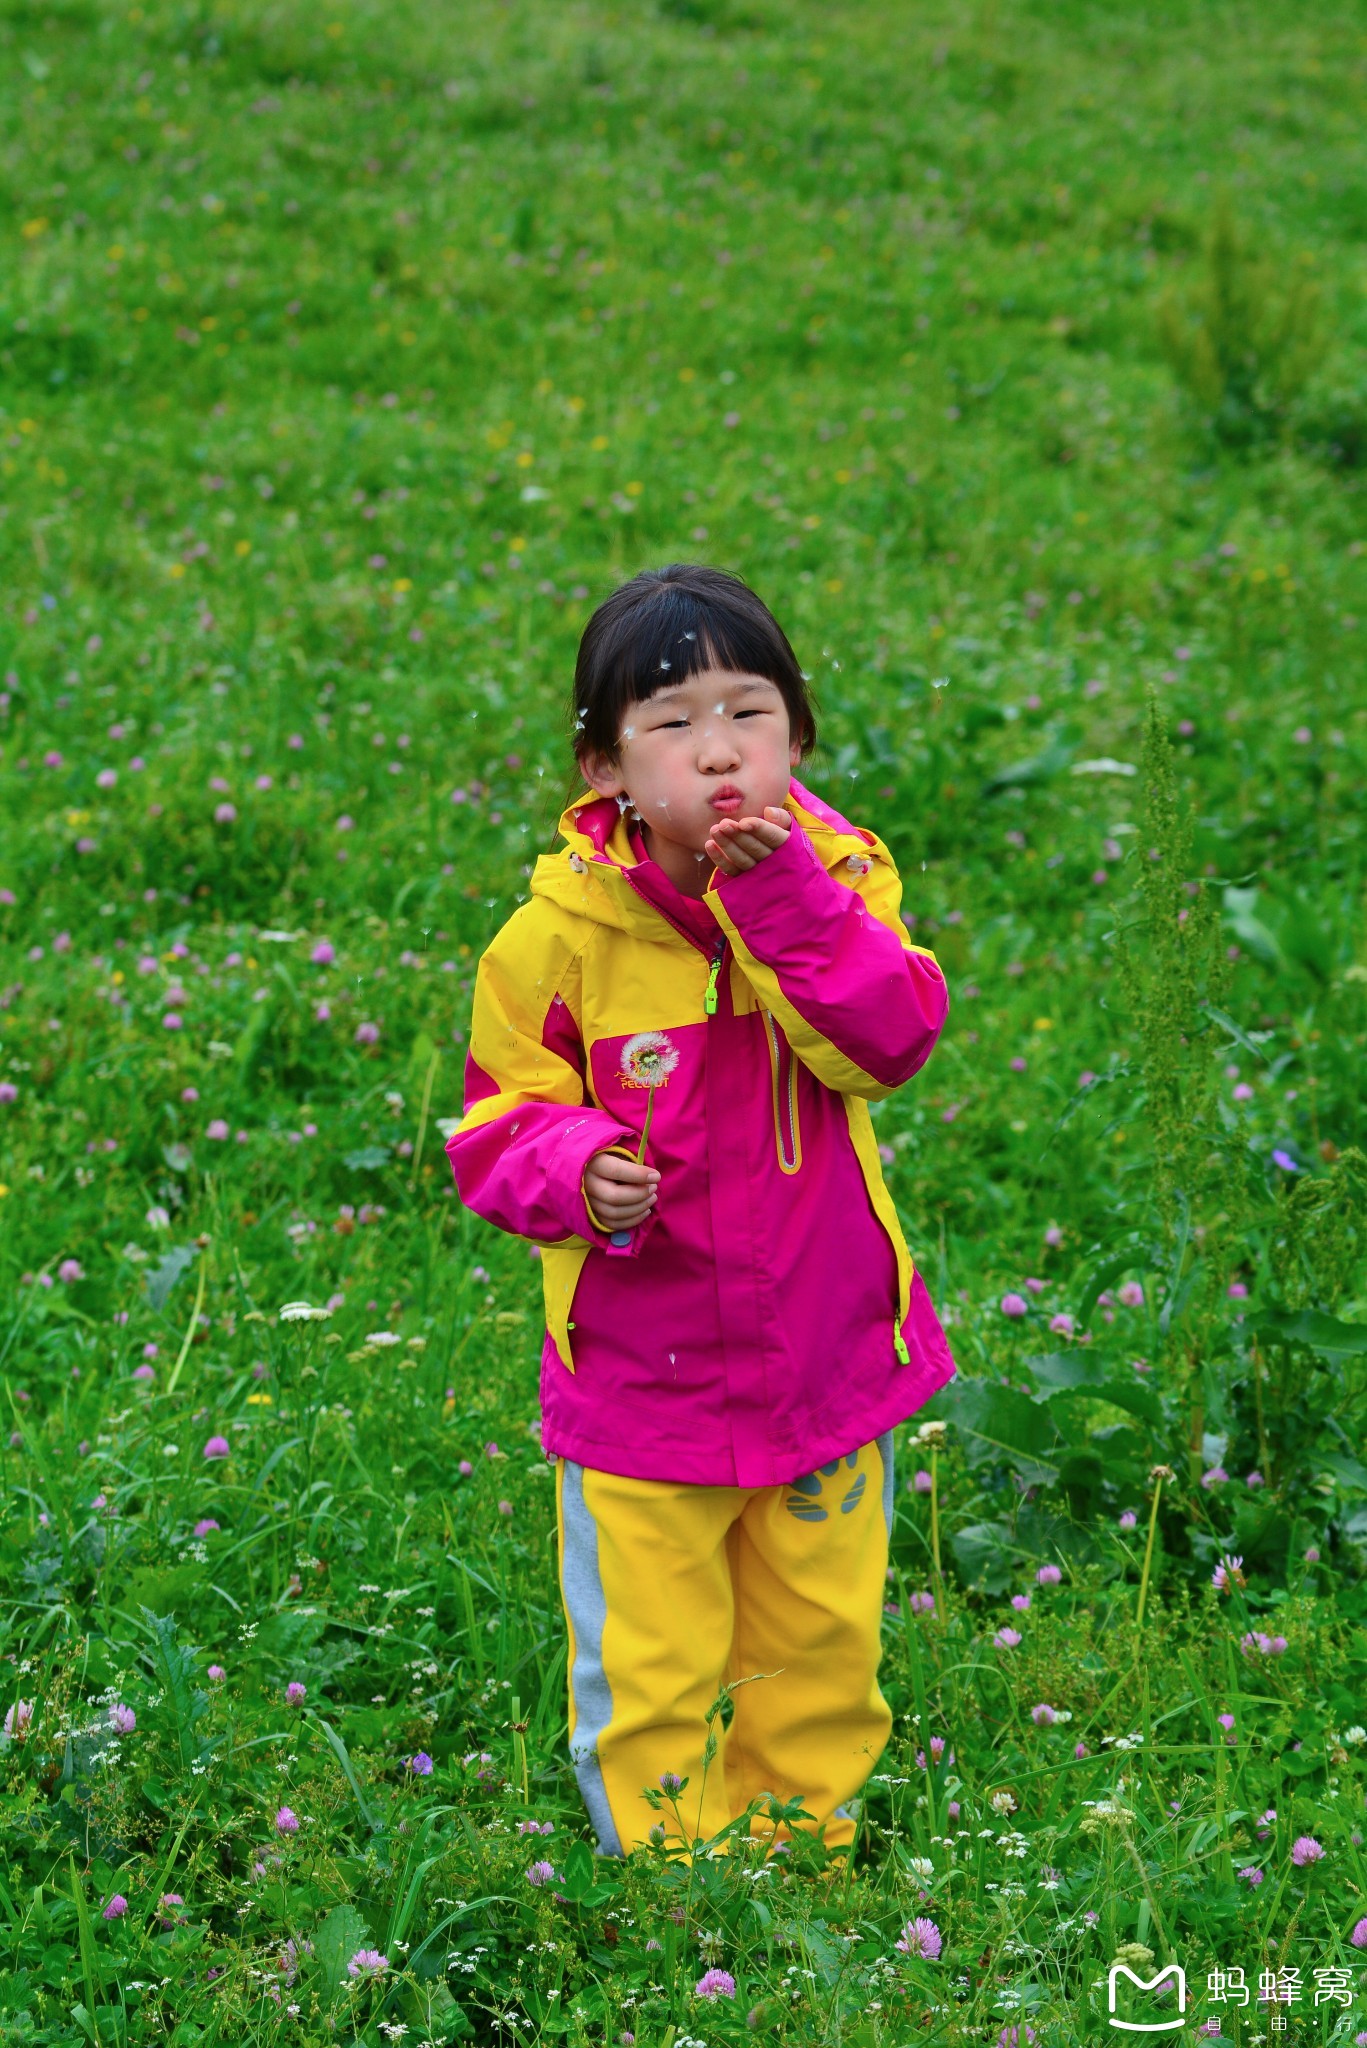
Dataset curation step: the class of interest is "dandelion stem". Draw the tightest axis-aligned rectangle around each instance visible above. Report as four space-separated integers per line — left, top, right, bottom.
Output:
635 1084 657 1166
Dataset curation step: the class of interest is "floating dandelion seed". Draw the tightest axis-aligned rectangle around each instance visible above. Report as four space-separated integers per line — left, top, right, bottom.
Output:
659 659 671 670
569 851 587 874
684 630 696 640
617 1031 680 1167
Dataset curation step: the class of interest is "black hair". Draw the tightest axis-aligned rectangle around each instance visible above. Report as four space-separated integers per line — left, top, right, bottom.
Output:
550 563 821 826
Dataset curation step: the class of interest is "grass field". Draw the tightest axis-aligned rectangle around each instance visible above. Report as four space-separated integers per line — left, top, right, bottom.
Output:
1 0 1366 2041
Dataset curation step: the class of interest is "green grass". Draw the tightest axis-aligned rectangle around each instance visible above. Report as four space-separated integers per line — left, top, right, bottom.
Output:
1 0 1366 2041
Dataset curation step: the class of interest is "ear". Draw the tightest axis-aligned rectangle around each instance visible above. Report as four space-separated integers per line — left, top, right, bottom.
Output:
578 748 626 800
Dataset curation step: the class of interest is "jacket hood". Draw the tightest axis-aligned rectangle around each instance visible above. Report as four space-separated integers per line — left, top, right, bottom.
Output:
531 776 885 936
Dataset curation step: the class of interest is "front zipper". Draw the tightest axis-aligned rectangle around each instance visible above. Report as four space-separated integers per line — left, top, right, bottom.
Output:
762 1008 801 1173
702 931 727 1015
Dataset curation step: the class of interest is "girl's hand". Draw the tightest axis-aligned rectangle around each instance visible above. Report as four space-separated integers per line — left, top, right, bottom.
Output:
583 1149 660 1231
706 805 792 875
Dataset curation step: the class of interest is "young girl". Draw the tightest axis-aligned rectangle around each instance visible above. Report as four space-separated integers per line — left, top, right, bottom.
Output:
446 563 955 1859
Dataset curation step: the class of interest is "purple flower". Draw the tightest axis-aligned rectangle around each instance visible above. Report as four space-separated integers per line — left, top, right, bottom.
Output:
1212 1555 1245 1592
408 1752 434 1776
355 1020 380 1045
695 1969 737 1999
659 1771 685 1794
102 1894 129 1919
1200 1466 1228 1488
347 1949 388 1978
908 1590 936 1614
1350 1917 1367 1949
194 1518 220 1536
1217 1713 1235 1732
0 1082 17 1105
1228 1279 1249 1298
1031 1703 1056 1725
213 802 237 824
3 1700 34 1739
1118 1510 1138 1531
1036 1564 1062 1585
202 1435 230 1460
108 1703 136 1734
1290 1835 1324 1865
1000 1293 1029 1319
1237 1865 1263 1885
206 1117 229 1140
1245 1469 1264 1488
526 1860 557 1886
207 1664 226 1682
994 1627 1022 1649
895 1916 942 1960
275 1806 299 1833
285 1681 306 1705
1118 1281 1144 1307
311 940 334 965
1049 1313 1074 1337
1011 1593 1031 1611
912 1468 933 1494
1272 1149 1300 1173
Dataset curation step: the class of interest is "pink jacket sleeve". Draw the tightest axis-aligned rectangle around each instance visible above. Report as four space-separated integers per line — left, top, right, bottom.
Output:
444 909 647 1251
703 816 947 1100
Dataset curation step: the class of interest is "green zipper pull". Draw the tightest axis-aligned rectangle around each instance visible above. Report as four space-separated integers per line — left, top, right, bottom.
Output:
703 941 725 1016
893 1320 910 1365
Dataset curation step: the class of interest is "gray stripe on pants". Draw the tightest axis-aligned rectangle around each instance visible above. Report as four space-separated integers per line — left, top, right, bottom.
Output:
875 1430 895 1536
559 1461 624 1858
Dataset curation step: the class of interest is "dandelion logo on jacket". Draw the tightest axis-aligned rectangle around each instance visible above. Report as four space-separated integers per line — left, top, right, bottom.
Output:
616 1032 680 1092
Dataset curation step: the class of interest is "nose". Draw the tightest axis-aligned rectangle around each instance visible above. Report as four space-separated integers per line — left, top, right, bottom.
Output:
696 717 742 771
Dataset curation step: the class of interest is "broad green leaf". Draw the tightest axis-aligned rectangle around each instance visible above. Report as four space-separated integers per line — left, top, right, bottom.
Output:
1251 1309 1367 1358
143 1244 197 1315
561 1838 595 1900
1222 886 1284 969
312 1901 372 1992
137 1608 208 1769
1317 1452 1367 1493
343 1145 392 1170
935 1377 1060 1469
981 726 1077 796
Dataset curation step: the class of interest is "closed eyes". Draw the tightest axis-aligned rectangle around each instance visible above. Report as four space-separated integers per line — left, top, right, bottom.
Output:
654 710 768 730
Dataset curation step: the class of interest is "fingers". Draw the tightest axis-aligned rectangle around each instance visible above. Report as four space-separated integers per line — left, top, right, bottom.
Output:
709 815 789 867
586 1152 660 1230
594 1155 659 1190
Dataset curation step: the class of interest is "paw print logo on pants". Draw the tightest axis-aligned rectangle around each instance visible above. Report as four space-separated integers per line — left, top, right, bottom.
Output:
785 1451 866 1521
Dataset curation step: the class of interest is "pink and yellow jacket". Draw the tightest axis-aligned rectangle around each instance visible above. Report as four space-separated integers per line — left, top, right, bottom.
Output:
445 776 956 1487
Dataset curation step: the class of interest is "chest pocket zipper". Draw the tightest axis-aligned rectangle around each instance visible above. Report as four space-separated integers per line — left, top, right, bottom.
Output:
762 1009 802 1174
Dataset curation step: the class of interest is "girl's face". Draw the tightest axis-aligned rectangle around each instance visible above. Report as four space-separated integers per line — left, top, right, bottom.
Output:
579 666 802 885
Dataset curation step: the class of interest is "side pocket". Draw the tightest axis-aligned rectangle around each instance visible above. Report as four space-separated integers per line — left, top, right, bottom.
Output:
762 1008 802 1174
541 1242 592 1376
842 1096 913 1346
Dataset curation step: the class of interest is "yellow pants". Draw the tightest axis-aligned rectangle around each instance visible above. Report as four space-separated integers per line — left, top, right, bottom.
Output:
554 1434 894 1857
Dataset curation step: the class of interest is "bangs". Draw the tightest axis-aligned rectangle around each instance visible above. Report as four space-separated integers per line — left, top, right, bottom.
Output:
571 563 818 772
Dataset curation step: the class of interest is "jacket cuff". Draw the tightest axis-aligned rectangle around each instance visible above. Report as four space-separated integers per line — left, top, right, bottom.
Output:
705 810 824 935
579 1141 659 1258
545 1118 639 1245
